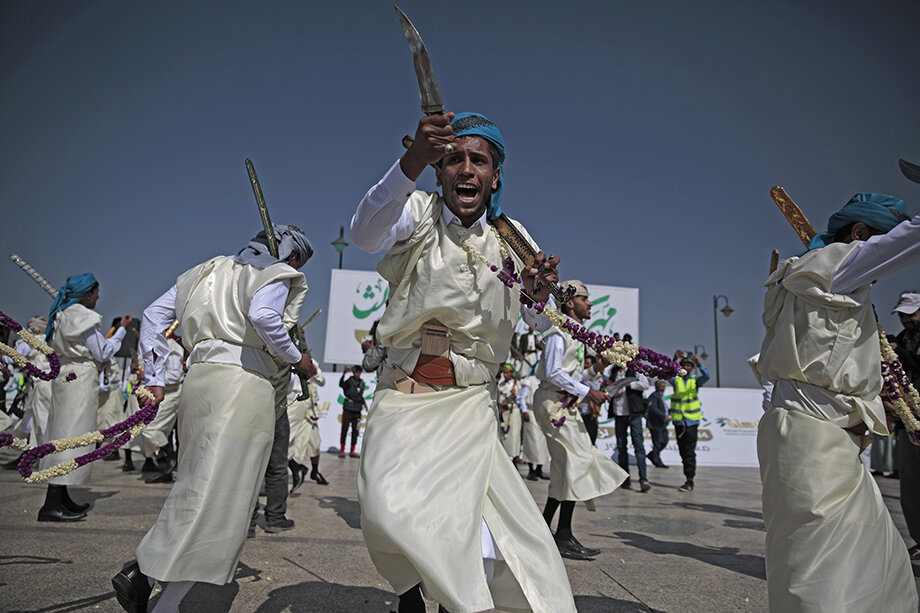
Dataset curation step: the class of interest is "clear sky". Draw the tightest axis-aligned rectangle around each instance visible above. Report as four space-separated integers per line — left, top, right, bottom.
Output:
1 0 918 387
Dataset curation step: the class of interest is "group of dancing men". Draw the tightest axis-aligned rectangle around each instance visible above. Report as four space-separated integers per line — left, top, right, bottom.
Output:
2 109 919 613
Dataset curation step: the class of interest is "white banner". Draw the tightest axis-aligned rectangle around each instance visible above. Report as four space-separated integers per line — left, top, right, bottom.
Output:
515 283 639 342
594 386 764 467
323 269 389 367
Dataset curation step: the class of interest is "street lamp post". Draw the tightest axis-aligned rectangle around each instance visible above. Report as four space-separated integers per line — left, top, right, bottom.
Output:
712 295 734 387
331 226 348 270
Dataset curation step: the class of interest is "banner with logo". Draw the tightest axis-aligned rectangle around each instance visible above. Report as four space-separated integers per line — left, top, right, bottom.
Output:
514 284 639 341
323 269 389 367
594 386 764 467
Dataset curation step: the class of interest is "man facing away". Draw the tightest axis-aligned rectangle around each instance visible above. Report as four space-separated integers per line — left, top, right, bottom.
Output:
351 111 577 612
756 193 920 612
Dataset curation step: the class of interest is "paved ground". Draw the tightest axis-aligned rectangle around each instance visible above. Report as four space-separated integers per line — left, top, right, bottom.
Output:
0 449 916 612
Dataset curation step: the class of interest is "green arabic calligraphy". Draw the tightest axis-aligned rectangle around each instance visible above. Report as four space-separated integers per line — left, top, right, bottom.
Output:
353 280 390 319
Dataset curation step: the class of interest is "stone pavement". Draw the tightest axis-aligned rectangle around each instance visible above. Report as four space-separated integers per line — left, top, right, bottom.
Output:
0 449 916 612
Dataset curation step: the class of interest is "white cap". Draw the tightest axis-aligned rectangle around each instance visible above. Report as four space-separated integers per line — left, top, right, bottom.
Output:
892 292 920 315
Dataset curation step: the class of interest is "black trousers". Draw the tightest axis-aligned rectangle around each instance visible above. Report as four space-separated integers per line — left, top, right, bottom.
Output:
648 422 669 460
582 412 598 445
341 410 361 447
675 422 698 482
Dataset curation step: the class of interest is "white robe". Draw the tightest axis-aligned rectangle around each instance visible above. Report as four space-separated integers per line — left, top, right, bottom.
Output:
497 377 522 458
356 188 576 613
520 376 549 465
136 257 306 585
757 242 918 612
288 366 324 463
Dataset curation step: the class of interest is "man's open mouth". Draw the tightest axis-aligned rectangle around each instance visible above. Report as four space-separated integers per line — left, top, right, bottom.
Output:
455 182 480 203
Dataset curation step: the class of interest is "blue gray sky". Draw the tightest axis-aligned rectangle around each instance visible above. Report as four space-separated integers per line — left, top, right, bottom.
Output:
2 0 918 387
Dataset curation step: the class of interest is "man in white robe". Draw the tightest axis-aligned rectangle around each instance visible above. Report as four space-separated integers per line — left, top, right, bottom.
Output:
287 362 329 490
533 280 627 559
351 111 576 612
41 275 130 521
757 192 920 612
111 225 316 613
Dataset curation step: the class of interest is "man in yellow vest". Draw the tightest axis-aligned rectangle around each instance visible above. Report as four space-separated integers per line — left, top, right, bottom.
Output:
668 353 709 492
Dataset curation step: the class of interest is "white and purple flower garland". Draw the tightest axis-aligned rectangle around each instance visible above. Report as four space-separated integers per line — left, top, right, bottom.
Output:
0 311 160 482
878 326 920 443
457 233 683 428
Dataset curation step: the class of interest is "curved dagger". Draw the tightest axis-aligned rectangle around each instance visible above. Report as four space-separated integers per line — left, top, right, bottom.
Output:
395 6 445 116
899 158 920 184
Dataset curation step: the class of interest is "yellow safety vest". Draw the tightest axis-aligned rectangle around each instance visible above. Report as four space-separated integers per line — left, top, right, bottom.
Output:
670 377 701 422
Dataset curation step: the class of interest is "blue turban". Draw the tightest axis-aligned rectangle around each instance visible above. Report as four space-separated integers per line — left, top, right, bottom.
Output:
807 192 909 250
46 273 98 342
450 112 505 220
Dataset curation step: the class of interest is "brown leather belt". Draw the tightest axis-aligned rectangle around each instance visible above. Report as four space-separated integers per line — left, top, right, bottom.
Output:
393 319 456 394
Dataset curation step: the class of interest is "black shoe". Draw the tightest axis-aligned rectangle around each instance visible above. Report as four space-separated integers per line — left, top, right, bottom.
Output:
122 459 135 472
156 455 176 474
569 535 601 557
62 498 91 514
102 450 121 461
140 458 158 474
310 468 329 486
112 560 152 613
640 480 651 493
264 517 295 533
621 478 632 489
37 505 86 522
678 481 694 492
247 526 256 538
554 535 596 560
290 463 306 493
526 470 539 481
144 471 174 484
537 471 550 480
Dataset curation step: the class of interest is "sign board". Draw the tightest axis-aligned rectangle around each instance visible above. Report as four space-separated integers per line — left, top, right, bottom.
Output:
323 269 389 366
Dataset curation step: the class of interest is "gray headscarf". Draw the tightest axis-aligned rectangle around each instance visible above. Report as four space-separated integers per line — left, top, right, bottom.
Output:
235 224 313 270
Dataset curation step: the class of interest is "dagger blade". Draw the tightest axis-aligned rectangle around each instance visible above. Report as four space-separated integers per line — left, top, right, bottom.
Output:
899 158 920 184
395 5 445 116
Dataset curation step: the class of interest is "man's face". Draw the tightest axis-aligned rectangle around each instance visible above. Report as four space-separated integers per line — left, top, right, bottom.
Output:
567 295 592 322
81 286 100 309
899 309 920 329
436 136 499 226
656 381 667 393
502 370 513 381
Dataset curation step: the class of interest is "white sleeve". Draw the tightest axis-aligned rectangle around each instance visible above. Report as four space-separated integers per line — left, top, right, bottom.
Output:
311 361 326 386
543 334 590 397
630 373 650 391
15 340 31 356
249 280 302 364
164 350 184 385
82 325 126 364
140 286 177 387
350 160 418 254
521 296 556 333
517 384 529 413
832 215 920 294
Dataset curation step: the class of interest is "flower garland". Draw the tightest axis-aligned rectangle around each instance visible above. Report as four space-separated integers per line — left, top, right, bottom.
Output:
456 234 683 378
0 310 73 382
9 387 158 483
878 326 920 441
457 232 684 429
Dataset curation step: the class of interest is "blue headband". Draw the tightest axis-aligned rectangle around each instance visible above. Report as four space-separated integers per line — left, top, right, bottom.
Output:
450 112 505 220
46 273 98 342
807 192 909 250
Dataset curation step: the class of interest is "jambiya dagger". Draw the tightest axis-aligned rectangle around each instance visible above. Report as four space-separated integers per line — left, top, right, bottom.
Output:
393 6 575 306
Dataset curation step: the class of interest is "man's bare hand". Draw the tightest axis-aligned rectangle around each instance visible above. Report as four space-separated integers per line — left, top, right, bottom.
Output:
586 388 608 407
400 112 455 181
361 339 374 353
293 353 317 380
146 385 165 407
521 250 560 304
120 315 133 328
522 412 531 423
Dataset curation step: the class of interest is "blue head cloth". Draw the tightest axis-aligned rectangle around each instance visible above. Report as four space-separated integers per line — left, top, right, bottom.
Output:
450 112 505 220
807 192 909 250
45 273 98 342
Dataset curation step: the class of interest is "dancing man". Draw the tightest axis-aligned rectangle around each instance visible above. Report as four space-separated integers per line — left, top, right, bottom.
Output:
352 111 577 612
112 225 315 613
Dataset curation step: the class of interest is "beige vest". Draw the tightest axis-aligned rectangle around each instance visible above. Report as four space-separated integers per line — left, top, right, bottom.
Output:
175 256 307 378
536 329 583 392
758 242 885 431
50 303 103 365
375 192 532 386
